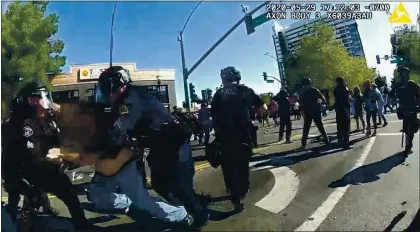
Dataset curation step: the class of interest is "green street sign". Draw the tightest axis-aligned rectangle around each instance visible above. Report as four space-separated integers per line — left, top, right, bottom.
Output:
252 12 271 28
266 80 275 83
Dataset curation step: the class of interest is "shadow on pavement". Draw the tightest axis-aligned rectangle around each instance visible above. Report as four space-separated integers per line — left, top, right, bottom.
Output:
193 132 368 167
251 136 369 169
209 195 231 204
383 211 407 232
328 151 407 188
31 214 117 231
207 208 237 221
404 208 420 232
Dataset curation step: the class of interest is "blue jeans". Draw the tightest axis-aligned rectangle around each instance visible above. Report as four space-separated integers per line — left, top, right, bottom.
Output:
150 143 203 215
88 161 188 228
2 205 17 232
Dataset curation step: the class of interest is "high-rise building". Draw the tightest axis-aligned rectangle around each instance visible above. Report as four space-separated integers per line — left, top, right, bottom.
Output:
272 17 366 85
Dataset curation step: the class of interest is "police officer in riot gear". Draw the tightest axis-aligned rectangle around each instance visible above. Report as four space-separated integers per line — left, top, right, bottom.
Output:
85 66 208 229
333 76 352 149
396 67 420 155
1 81 92 230
299 77 329 148
211 66 264 212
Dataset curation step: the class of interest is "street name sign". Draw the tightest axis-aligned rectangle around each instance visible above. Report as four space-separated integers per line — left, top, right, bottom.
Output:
252 12 271 28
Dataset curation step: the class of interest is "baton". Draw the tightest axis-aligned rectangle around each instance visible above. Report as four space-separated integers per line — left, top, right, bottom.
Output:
401 128 404 148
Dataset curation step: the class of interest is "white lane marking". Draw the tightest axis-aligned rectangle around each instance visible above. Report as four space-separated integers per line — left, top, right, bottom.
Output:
294 137 376 232
254 167 299 214
377 133 403 136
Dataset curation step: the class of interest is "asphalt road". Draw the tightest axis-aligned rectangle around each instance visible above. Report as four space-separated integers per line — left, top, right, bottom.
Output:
3 112 419 231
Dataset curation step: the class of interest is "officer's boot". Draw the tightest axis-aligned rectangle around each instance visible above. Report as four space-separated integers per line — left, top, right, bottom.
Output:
382 115 388 127
278 125 284 141
404 133 413 157
301 137 307 149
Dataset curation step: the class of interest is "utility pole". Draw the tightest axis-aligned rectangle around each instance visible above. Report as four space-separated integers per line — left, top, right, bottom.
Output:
179 1 271 112
178 33 190 111
179 1 202 113
109 1 117 67
264 52 287 89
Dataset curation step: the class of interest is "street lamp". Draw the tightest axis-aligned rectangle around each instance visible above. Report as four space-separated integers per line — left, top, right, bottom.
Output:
264 52 288 89
179 1 203 112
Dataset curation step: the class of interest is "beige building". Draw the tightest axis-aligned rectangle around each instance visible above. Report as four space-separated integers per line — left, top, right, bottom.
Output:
51 63 177 112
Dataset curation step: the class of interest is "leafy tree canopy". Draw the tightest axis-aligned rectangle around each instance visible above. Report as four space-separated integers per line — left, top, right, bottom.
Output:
285 23 375 91
392 24 420 83
1 1 66 117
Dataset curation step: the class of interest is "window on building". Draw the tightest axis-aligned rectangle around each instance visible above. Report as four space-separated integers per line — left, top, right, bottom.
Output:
52 90 79 103
138 85 169 104
86 88 96 102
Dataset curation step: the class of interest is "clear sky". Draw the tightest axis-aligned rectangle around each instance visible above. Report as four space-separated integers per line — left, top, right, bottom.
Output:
2 1 419 106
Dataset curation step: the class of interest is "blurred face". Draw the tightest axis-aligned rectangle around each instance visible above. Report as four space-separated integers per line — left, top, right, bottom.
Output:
363 83 369 91
35 107 46 119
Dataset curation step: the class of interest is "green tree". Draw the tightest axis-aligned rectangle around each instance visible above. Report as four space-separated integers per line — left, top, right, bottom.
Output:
392 25 420 83
1 1 66 117
285 23 375 91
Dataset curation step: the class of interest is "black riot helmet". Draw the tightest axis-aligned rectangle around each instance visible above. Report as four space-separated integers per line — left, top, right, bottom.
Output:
221 66 241 84
335 76 345 86
302 77 312 87
95 66 132 105
397 66 410 84
10 80 53 119
278 88 289 98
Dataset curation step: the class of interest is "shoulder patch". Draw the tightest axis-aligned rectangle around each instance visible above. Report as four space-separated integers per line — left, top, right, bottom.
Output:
23 126 33 137
119 104 129 115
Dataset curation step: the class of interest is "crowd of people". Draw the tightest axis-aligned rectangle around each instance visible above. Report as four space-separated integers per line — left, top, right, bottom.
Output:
1 65 419 232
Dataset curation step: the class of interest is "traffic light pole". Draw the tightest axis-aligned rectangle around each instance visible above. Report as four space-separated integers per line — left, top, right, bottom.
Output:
187 1 271 77
179 1 271 112
179 33 190 112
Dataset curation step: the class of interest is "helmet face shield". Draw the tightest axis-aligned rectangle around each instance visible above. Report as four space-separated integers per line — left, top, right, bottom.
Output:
28 90 52 110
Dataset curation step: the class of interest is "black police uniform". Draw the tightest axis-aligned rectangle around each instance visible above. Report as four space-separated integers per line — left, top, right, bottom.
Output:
211 83 264 207
334 84 351 148
1 85 90 229
274 90 292 142
300 83 329 147
397 78 420 153
249 107 258 147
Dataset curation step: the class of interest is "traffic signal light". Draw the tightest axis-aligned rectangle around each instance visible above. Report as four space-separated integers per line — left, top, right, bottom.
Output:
245 14 255 35
376 55 381 64
207 89 213 102
263 72 268 81
390 34 397 45
189 83 196 100
391 45 397 56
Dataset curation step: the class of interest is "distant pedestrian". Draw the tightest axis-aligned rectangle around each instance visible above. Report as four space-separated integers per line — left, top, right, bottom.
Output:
276 89 292 143
353 86 366 133
198 103 211 145
373 84 388 127
333 76 351 149
293 102 301 120
363 80 381 136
